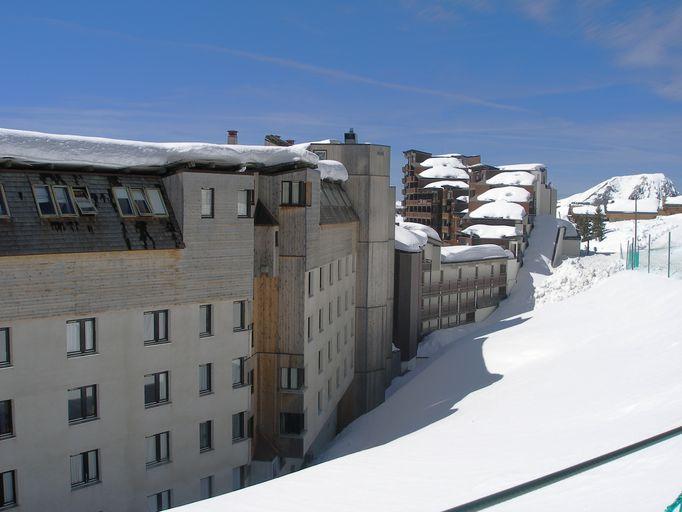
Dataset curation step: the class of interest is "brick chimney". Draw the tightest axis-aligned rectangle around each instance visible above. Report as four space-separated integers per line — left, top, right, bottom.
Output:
227 130 239 145
344 128 357 144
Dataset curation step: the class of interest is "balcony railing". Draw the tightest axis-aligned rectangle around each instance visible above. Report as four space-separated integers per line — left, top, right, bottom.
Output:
422 276 506 296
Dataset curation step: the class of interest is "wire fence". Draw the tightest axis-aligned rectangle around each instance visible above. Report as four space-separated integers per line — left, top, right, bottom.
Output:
621 232 682 279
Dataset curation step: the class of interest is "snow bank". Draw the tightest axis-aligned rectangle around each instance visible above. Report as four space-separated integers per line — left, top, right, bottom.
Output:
469 201 526 220
486 171 536 186
423 180 469 190
316 159 348 182
420 156 466 169
607 198 659 214
556 218 578 237
0 127 319 169
534 254 624 305
419 167 469 180
477 186 531 203
395 225 425 253
462 224 521 239
399 221 441 242
497 163 546 172
440 244 512 263
587 213 682 254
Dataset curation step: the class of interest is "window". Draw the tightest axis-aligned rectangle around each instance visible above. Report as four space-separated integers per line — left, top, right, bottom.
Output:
130 188 152 215
307 271 314 297
0 400 12 439
52 186 77 216
0 470 16 509
66 318 96 356
345 291 349 311
237 189 254 217
337 260 342 280
0 328 10 367
306 316 312 341
112 187 135 216
336 366 340 389
318 308 323 333
317 390 323 414
327 378 332 400
0 185 9 218
201 188 214 218
329 264 333 285
345 255 349 276
147 490 171 512
200 476 214 499
70 449 99 488
232 466 246 491
327 340 332 362
344 325 348 345
280 367 304 390
71 187 97 215
144 371 169 407
232 412 245 441
68 385 97 423
144 310 168 344
313 149 327 159
319 266 324 291
199 421 213 452
233 301 246 331
328 302 333 324
145 188 167 216
336 333 340 354
279 412 304 435
146 431 170 467
199 364 212 395
281 181 306 206
199 305 212 337
337 296 341 318
33 185 57 216
232 358 245 387
318 350 323 374
351 285 355 305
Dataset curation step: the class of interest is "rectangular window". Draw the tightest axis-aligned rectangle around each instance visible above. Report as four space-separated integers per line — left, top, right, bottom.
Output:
200 476 214 500
281 181 306 206
70 449 99 488
145 188 167 216
232 412 245 441
318 308 323 333
327 378 332 400
306 316 312 341
337 296 341 318
336 366 340 389
317 390 323 414
344 325 348 345
144 371 169 407
0 400 13 439
0 470 16 508
329 264 333 285
0 185 9 218
199 187 214 218
232 466 246 491
144 310 168 344
345 291 349 312
146 431 170 467
71 187 97 215
280 367 304 390
66 318 96 356
52 186 77 216
319 266 324 290
337 260 342 281
199 364 212 395
336 333 340 354
68 385 97 423
318 350 323 374
199 421 213 452
0 328 10 367
233 301 246 331
345 256 349 276
232 358 245 387
130 188 152 216
237 189 254 217
147 490 171 511
33 185 57 216
327 340 332 362
328 302 333 325
307 271 313 297
279 412 304 435
112 187 135 216
199 305 212 337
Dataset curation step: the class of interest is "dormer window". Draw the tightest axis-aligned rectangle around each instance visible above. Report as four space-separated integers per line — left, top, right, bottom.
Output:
33 185 58 216
113 186 169 218
146 188 167 216
52 186 77 216
72 187 97 215
112 187 135 216
0 185 9 218
130 188 152 216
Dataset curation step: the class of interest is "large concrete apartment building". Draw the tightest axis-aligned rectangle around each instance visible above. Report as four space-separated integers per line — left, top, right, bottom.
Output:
0 128 394 511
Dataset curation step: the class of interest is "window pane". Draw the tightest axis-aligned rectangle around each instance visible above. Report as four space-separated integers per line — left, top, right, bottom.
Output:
68 389 82 422
85 386 97 417
199 365 210 393
147 494 158 512
146 189 167 215
158 373 168 401
200 476 213 499
157 311 168 340
0 329 8 364
113 188 135 216
281 182 290 204
2 471 14 505
35 185 56 215
201 189 213 217
290 368 298 389
131 189 151 215
0 400 11 437
87 450 98 481
233 302 244 330
237 190 247 216
143 312 154 342
53 186 76 215
146 436 156 464
72 187 97 214
84 320 95 351
199 305 211 335
232 358 242 386
70 454 83 485
200 421 211 450
161 490 171 509
232 467 242 490
291 182 300 204
159 433 169 460
144 375 156 404
66 321 80 353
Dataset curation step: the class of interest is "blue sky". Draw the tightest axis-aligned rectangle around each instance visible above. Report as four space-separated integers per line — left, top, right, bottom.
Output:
2 0 681 196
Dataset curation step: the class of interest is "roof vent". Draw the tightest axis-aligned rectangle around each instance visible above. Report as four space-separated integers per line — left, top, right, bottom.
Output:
227 130 239 145
344 128 357 144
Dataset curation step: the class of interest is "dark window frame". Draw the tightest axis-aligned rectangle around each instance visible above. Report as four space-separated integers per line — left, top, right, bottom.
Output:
68 385 98 424
237 189 254 218
0 328 10 368
147 490 172 512
111 186 136 217
144 310 169 345
199 420 213 453
146 431 170 467
232 412 245 441
201 188 214 219
70 449 100 489
199 363 212 396
199 304 213 338
32 184 58 217
232 357 245 388
144 371 170 407
280 367 305 390
52 185 78 217
71 186 97 215
233 301 247 332
0 470 16 508
0 400 13 440
66 318 96 357
280 181 306 206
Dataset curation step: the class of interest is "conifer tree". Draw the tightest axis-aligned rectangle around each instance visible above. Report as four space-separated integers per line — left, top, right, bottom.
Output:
593 206 606 242
575 215 592 252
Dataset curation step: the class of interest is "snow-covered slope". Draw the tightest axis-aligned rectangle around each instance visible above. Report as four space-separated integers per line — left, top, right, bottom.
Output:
558 173 679 218
179 218 682 512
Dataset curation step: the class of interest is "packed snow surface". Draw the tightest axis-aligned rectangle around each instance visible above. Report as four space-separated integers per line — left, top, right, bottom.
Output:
423 180 469 190
486 171 536 186
588 213 682 254
315 159 348 182
496 163 546 172
440 244 512 263
462 224 521 239
607 198 659 213
477 186 531 203
180 217 682 512
399 221 441 242
419 166 469 180
469 201 526 220
394 225 425 253
420 156 466 169
0 127 319 168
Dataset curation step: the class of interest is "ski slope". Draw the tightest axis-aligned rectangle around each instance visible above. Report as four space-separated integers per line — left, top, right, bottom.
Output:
179 217 682 512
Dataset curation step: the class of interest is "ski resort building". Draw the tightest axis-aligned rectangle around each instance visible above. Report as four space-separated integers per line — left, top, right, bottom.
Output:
0 128 395 512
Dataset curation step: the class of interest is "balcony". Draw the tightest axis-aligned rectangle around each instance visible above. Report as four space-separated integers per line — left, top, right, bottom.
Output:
422 276 507 296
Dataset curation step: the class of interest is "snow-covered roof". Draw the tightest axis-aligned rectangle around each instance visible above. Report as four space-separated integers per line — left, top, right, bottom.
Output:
399 221 441 242
433 153 462 158
476 186 531 203
570 204 599 215
424 180 469 190
456 195 469 203
441 244 513 263
316 159 348 182
665 196 682 206
420 156 466 169
395 225 426 253
606 198 659 214
469 201 527 221
419 166 470 180
556 218 578 238
461 224 522 239
486 171 536 186
0 128 319 170
497 163 546 172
